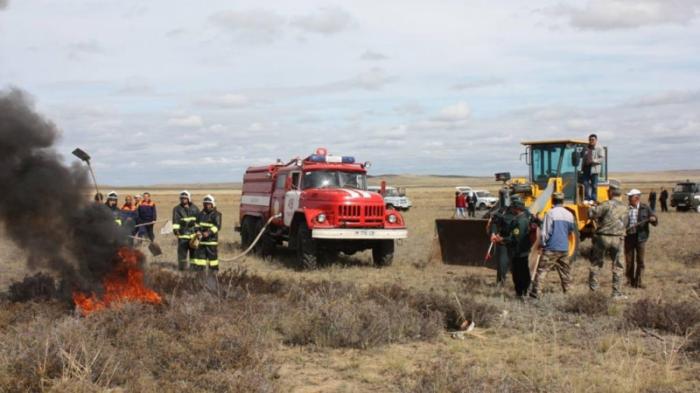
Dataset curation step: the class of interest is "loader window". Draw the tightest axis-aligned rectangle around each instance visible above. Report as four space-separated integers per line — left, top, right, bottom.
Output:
560 146 578 202
302 170 367 190
531 145 563 188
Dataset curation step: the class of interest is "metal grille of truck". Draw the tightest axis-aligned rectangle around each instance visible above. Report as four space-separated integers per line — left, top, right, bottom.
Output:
338 204 384 225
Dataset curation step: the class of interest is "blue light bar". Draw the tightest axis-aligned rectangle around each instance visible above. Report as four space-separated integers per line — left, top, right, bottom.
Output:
308 154 325 162
342 156 355 163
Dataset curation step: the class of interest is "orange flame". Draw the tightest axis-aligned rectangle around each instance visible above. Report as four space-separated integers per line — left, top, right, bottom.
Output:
73 247 161 315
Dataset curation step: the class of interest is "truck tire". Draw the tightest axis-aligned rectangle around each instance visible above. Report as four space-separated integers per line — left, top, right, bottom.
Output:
372 240 394 267
240 217 255 249
297 221 319 269
254 219 276 256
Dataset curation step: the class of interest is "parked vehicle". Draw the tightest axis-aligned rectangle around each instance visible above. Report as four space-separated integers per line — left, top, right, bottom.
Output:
367 186 412 211
473 190 498 210
670 180 700 212
236 148 408 269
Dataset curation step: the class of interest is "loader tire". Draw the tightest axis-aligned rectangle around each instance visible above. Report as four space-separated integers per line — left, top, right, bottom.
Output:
297 221 319 270
372 240 394 267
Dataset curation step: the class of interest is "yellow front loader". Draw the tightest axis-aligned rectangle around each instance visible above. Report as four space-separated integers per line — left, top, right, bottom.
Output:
433 139 611 266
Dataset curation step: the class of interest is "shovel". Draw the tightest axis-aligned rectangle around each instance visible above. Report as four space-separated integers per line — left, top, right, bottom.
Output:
129 236 163 256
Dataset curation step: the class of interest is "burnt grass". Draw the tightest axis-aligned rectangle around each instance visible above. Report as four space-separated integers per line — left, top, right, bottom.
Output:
0 267 498 392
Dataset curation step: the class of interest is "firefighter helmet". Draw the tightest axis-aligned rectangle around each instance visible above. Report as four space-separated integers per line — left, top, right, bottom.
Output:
107 191 118 201
203 194 216 207
179 190 191 201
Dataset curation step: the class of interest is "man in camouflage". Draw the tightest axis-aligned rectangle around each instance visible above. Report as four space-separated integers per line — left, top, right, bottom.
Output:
587 182 629 299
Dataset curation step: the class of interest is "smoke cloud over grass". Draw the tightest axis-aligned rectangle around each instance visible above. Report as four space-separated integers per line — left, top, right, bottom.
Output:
0 88 126 295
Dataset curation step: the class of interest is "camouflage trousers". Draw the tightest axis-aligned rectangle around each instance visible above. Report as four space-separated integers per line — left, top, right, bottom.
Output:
529 250 571 298
589 235 625 296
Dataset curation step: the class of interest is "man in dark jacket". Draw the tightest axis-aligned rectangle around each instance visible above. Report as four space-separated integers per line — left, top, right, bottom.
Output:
193 195 222 272
172 190 199 271
625 189 658 288
468 192 478 217
659 188 669 212
488 197 515 286
501 197 532 297
137 192 157 241
648 189 657 212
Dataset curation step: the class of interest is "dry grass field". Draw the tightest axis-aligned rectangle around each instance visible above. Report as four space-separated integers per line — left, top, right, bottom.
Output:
0 174 699 392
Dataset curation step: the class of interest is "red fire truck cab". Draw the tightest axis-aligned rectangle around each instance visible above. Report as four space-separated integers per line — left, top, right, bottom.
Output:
237 148 408 269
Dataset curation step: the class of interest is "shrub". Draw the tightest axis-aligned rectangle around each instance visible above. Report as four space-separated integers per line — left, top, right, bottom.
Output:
561 291 611 316
624 298 700 335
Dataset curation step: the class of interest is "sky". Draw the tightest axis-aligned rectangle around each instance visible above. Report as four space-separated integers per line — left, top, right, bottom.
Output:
1 0 699 185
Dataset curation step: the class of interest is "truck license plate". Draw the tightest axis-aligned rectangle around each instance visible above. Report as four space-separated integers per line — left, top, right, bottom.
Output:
354 230 375 236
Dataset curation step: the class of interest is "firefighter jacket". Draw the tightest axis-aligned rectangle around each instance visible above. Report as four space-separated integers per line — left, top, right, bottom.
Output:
196 208 222 246
172 203 200 239
489 206 514 237
107 205 122 226
589 198 628 237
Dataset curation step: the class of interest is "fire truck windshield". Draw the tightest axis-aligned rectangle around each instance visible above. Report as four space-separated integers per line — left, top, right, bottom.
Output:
302 170 367 190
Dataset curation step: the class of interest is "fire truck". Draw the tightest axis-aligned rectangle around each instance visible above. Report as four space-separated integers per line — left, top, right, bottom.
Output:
237 148 408 269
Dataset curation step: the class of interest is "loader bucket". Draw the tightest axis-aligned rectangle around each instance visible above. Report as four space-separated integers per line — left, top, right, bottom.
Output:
431 219 495 269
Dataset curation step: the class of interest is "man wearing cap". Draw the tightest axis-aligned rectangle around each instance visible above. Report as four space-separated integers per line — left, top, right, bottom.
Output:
529 192 576 299
193 195 222 272
172 191 199 271
588 182 629 299
501 196 533 297
625 189 658 288
582 134 605 202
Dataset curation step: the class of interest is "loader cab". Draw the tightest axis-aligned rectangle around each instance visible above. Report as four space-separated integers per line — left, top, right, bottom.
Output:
524 140 608 203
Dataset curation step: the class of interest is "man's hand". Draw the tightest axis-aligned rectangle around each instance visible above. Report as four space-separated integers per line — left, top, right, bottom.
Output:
649 216 658 225
202 231 210 239
490 234 503 244
173 230 180 237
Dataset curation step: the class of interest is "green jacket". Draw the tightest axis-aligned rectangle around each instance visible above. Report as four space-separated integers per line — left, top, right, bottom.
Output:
503 211 532 258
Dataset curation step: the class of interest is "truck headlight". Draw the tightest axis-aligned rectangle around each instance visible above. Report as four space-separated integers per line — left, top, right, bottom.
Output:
317 213 326 223
387 214 397 224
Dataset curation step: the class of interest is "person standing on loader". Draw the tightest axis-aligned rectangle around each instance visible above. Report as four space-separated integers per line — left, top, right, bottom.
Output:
625 189 657 289
588 182 629 299
582 134 605 203
529 192 575 299
172 191 199 271
488 197 515 286
501 197 532 297
193 195 222 272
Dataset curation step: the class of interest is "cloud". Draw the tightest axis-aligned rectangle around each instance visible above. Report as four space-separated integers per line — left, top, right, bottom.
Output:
115 77 154 95
291 6 356 35
67 40 103 60
545 0 700 30
360 50 388 61
194 93 251 108
451 77 504 90
209 9 286 43
629 90 700 107
434 101 471 122
167 115 203 128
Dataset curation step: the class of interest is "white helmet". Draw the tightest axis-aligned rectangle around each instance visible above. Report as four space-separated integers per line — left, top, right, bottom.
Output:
203 194 216 207
107 191 118 201
179 190 191 201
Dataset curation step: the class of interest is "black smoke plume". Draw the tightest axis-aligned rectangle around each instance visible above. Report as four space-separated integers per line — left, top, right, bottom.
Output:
0 88 126 297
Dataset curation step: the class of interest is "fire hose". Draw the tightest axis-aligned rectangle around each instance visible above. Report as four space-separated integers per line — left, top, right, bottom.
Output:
219 213 282 263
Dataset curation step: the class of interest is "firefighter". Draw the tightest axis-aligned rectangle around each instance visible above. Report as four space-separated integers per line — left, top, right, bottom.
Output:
193 195 222 271
105 191 122 226
172 190 199 271
502 197 533 298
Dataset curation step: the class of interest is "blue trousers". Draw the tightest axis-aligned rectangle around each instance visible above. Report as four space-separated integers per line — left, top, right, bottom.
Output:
583 172 599 201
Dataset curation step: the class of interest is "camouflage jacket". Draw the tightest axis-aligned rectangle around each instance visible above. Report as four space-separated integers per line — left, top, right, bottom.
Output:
589 198 628 236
